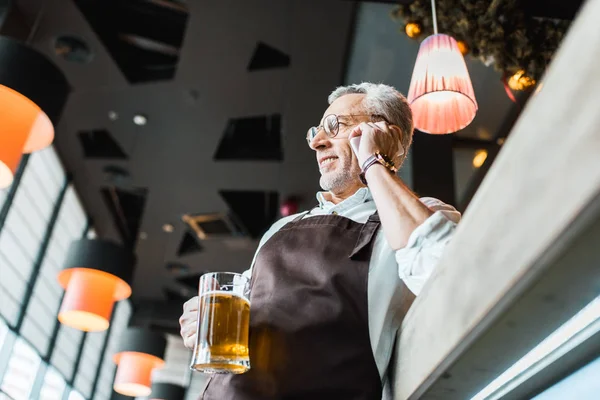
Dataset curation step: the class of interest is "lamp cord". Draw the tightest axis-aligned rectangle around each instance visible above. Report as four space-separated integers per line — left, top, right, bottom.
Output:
431 0 438 35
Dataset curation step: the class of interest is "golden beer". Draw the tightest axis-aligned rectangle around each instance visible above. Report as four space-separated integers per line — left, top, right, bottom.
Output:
191 274 251 374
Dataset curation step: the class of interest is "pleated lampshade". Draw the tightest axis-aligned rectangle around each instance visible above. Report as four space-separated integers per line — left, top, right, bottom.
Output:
57 240 134 332
149 382 186 400
113 329 167 397
407 34 477 134
0 36 69 187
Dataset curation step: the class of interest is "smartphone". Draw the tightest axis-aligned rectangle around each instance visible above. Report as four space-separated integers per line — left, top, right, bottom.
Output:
350 136 405 158
350 136 361 156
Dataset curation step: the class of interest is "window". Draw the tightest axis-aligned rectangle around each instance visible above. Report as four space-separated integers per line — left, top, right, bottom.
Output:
0 148 65 327
51 325 85 381
39 367 67 400
472 295 600 400
533 356 600 399
0 146 138 400
68 389 86 400
0 318 7 345
94 301 132 400
21 185 88 356
0 339 41 400
74 331 107 398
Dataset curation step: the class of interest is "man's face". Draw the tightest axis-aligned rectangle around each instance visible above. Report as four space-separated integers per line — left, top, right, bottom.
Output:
309 94 368 192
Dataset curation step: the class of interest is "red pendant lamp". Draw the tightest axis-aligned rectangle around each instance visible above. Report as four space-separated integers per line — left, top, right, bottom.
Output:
113 329 167 397
57 240 135 332
0 35 69 187
407 0 477 134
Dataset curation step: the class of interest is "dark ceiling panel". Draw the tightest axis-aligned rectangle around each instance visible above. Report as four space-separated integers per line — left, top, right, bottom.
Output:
247 42 291 71
220 190 279 239
101 186 148 249
79 129 129 159
73 0 189 83
177 230 203 256
214 114 283 161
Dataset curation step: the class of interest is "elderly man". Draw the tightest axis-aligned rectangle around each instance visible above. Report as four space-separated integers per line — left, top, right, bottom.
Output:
179 83 460 399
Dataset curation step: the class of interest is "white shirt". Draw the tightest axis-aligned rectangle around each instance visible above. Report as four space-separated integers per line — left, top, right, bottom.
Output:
244 187 461 381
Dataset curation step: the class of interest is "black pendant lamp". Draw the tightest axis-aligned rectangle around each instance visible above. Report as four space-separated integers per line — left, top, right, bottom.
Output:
113 328 167 397
149 383 186 400
57 239 135 332
0 2 70 188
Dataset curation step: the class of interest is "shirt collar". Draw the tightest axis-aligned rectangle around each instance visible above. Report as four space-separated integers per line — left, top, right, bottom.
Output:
316 187 372 212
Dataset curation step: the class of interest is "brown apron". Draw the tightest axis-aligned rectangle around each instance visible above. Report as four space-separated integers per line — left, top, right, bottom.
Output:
201 211 383 400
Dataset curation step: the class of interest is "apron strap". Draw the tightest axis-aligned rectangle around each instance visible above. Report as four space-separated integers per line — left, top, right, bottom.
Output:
291 210 312 223
349 211 380 260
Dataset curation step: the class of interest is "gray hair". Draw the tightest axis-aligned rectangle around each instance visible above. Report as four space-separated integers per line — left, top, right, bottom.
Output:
328 82 413 165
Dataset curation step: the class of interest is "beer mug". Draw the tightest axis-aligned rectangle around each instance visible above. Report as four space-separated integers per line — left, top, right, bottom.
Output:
190 272 251 374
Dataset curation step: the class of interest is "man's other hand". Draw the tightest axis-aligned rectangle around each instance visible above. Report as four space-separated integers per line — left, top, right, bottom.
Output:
179 296 199 350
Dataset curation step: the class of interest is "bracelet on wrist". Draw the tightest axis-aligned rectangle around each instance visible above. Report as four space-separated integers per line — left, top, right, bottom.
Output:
359 152 397 185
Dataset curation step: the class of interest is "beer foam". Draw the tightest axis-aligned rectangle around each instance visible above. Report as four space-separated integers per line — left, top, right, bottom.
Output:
201 290 250 303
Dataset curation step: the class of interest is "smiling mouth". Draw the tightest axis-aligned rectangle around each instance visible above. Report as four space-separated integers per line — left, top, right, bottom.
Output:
319 156 338 168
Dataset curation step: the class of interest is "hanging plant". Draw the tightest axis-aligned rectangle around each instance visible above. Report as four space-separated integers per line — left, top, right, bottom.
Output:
390 0 571 82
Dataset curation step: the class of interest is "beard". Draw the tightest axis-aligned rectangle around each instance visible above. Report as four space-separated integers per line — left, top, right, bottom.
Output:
319 157 361 191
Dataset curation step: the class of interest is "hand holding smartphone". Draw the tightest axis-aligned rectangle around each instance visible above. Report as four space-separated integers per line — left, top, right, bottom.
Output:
350 133 404 162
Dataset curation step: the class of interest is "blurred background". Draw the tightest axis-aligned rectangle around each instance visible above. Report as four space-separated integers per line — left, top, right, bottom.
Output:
0 0 595 399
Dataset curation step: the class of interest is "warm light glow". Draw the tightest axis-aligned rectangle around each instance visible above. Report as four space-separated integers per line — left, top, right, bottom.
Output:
407 34 478 134
405 22 422 38
508 69 536 91
0 85 54 188
457 40 469 55
473 149 488 168
0 163 14 189
59 310 110 332
57 268 131 332
113 352 165 397
23 111 54 153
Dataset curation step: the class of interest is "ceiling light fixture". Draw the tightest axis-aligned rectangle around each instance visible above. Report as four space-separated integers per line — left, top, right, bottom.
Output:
57 240 135 332
407 0 477 134
472 149 488 168
133 114 147 126
0 37 69 188
113 328 166 397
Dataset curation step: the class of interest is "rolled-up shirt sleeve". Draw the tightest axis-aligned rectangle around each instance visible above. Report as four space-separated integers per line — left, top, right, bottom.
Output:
395 197 461 295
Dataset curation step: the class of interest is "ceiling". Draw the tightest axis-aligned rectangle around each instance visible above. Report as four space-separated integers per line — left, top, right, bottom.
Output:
14 0 355 307
9 0 580 331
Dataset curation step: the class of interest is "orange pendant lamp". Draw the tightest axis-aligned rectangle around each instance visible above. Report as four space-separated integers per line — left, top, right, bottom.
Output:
0 36 69 187
407 0 477 134
113 328 166 397
57 240 135 332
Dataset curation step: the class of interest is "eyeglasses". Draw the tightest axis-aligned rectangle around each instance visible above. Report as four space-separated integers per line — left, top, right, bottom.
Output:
306 114 388 145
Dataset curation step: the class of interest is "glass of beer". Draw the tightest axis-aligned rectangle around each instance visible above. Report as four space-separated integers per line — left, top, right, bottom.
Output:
190 272 251 374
